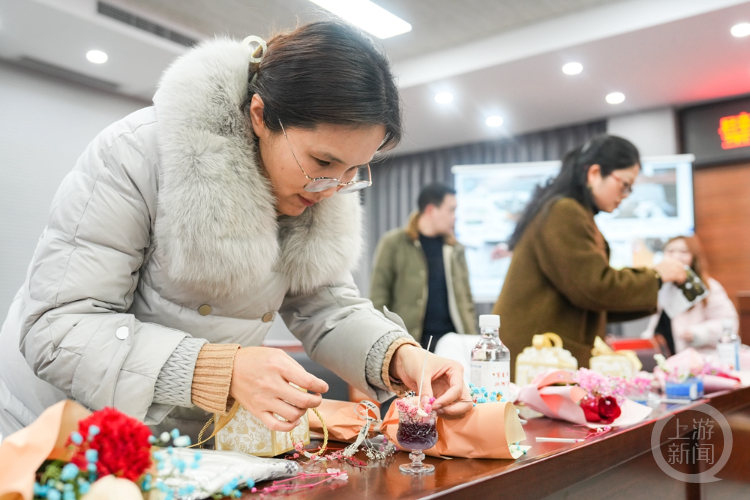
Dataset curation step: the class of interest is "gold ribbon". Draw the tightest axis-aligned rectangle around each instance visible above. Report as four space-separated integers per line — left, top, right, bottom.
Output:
590 337 642 372
532 332 564 350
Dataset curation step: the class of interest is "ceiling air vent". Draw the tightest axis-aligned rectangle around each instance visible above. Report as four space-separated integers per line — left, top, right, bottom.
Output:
97 2 198 47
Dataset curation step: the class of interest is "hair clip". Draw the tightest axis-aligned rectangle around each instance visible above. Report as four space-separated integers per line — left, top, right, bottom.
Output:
243 35 267 64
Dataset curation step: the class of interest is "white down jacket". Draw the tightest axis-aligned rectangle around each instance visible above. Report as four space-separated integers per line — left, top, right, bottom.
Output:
0 38 408 436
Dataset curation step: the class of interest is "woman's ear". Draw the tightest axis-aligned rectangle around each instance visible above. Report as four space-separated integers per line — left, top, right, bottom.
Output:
587 163 602 186
248 94 266 139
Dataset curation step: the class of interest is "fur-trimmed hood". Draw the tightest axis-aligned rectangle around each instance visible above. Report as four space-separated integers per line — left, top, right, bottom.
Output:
152 38 362 298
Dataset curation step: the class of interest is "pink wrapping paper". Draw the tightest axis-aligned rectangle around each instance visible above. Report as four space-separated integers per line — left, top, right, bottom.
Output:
517 370 588 425
517 369 654 428
702 374 741 393
654 348 742 393
0 401 91 500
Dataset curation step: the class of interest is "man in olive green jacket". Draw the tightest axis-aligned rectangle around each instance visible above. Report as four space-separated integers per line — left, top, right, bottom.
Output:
370 184 476 349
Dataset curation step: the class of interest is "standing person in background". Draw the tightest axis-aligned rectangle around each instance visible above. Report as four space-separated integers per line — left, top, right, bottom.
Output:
494 135 688 377
641 236 738 355
371 183 476 352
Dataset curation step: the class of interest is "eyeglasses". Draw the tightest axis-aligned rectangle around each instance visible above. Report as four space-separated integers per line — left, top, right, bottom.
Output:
278 120 372 194
609 172 634 196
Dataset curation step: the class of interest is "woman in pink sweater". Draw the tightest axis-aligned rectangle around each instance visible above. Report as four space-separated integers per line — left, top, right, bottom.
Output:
642 236 738 355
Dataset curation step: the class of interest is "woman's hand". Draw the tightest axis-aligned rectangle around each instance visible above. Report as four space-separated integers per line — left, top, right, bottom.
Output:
229 347 329 432
389 344 472 419
654 257 688 284
675 328 694 344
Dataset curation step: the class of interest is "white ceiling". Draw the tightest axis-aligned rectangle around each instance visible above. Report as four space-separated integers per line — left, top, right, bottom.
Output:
0 0 749 155
398 0 750 153
115 0 626 62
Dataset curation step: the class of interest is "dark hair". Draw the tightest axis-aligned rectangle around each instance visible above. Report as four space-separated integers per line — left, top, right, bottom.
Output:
508 134 640 250
418 183 456 213
244 21 402 152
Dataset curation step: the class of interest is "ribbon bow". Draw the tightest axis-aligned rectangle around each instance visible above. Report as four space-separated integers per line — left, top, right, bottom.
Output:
532 332 564 350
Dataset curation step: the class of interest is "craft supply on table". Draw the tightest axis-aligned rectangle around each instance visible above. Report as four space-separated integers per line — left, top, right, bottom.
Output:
155 448 299 500
395 396 439 475
665 378 704 400
381 396 528 459
535 437 585 443
517 369 654 428
515 332 578 386
417 336 433 417
589 337 642 379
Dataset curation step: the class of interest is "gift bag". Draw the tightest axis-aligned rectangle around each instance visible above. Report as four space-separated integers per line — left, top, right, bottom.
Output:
589 337 642 378
515 333 578 386
212 402 310 457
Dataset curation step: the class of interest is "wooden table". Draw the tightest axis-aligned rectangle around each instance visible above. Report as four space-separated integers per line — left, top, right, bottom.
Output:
245 386 750 500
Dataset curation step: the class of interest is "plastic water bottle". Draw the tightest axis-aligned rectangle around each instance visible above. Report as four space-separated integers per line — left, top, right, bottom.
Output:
470 315 510 393
717 319 741 371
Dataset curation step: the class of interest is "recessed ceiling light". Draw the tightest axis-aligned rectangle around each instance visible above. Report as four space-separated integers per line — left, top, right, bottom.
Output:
309 0 412 39
731 23 750 37
606 92 625 104
486 116 503 127
562 62 583 75
86 50 108 64
435 92 453 104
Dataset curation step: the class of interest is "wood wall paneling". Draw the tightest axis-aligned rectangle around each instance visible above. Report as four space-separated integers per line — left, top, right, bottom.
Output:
693 162 750 312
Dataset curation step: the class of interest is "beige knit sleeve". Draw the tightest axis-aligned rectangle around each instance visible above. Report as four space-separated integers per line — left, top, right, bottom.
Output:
191 343 241 415
381 336 421 395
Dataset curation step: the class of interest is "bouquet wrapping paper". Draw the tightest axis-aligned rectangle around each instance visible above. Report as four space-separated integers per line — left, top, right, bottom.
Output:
309 399 527 459
517 370 652 428
0 400 90 500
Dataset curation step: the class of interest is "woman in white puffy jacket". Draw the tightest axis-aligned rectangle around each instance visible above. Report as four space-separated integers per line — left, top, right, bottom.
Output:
0 21 471 437
641 236 738 355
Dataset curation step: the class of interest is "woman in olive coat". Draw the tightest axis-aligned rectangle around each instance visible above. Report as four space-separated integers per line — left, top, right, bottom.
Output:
493 135 687 378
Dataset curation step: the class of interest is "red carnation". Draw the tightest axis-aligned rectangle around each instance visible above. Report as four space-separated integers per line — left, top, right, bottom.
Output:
66 407 153 481
597 396 621 423
581 396 621 424
580 396 602 423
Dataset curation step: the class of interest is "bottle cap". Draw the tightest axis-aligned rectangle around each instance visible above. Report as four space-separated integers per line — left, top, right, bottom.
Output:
479 315 500 328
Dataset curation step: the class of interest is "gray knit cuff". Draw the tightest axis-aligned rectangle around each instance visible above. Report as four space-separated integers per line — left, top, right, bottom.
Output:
153 337 208 407
365 331 414 392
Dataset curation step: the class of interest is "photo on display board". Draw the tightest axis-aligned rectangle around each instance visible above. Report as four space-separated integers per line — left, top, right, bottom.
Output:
452 155 696 303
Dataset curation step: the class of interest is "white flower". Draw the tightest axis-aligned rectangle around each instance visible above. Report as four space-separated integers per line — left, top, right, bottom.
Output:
327 468 348 481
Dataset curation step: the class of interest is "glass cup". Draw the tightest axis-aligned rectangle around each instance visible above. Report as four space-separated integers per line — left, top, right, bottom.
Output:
396 407 439 475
